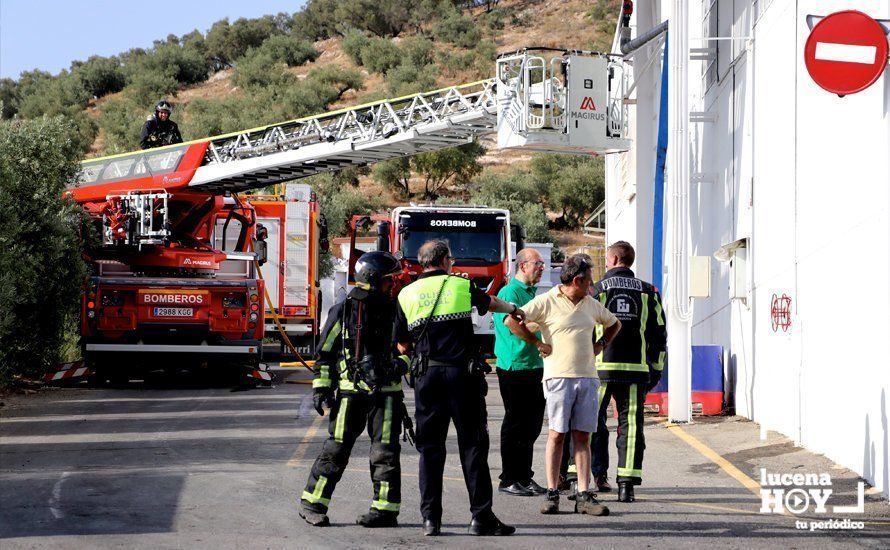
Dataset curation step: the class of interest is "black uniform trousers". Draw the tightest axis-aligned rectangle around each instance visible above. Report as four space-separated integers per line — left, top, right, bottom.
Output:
591 400 610 477
596 382 647 485
414 365 493 521
496 367 545 485
301 391 403 513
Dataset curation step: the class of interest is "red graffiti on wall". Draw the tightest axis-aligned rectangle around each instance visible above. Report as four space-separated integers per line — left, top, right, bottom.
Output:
770 293 792 333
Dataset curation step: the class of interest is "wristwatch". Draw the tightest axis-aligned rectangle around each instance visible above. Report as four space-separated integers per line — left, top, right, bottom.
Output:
596 338 608 348
510 303 518 314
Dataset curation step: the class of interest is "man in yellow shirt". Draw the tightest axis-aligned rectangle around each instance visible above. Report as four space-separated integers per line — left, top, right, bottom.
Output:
505 254 621 516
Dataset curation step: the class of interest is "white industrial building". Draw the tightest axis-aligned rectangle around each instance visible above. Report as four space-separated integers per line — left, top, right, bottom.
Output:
606 0 890 497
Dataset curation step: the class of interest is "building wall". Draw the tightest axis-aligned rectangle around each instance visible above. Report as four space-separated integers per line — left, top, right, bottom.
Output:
607 0 890 497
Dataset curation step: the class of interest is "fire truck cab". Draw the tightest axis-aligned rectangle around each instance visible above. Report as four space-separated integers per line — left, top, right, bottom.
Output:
350 205 523 346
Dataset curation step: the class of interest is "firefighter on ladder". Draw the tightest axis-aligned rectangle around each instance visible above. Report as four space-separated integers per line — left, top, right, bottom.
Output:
140 100 182 149
299 251 412 528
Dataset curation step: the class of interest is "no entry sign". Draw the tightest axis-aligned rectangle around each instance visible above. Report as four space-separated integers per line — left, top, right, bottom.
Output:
804 10 889 96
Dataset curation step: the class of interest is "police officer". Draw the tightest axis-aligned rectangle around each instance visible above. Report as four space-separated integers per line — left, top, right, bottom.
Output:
299 251 410 528
140 100 183 149
395 239 523 537
591 241 666 502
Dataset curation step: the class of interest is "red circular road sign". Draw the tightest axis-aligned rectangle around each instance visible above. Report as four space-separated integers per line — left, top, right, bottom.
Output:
804 10 889 96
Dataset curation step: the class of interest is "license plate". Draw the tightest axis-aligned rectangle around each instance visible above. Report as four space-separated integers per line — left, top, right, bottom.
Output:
153 307 193 317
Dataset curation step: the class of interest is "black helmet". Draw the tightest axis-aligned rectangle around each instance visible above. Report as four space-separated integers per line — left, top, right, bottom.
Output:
355 251 401 292
155 100 173 114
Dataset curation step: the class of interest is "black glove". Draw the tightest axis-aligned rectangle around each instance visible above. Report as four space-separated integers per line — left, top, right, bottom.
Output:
313 387 334 416
479 375 489 397
392 357 408 377
647 372 662 393
357 355 382 389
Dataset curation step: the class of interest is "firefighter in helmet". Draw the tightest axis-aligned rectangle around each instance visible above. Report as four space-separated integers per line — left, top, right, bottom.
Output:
140 100 183 149
299 251 412 528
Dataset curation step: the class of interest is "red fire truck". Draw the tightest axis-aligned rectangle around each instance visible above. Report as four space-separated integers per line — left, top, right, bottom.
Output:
349 205 524 346
61 49 629 380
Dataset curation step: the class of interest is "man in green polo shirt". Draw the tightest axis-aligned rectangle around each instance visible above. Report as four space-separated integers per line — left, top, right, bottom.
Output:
494 248 548 496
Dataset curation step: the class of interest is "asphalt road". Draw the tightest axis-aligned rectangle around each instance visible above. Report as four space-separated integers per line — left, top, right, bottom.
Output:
1 372 889 549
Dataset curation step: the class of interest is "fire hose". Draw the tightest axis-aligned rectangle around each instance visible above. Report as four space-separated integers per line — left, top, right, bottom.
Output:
253 258 317 374
234 191 316 374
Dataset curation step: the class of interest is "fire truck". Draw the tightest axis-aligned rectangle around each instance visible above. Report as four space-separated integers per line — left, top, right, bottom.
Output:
349 205 523 345
64 48 631 380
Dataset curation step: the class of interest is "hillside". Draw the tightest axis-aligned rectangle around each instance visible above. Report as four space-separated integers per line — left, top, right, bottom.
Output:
5 0 621 254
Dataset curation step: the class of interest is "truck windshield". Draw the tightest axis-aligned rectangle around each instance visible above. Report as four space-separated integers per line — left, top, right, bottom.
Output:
401 229 503 265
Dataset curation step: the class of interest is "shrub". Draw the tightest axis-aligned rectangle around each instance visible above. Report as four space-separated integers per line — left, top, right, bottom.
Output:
385 62 438 96
260 35 318 67
291 0 341 41
206 16 282 70
400 36 435 68
432 10 481 48
232 49 294 90
469 170 551 242
72 56 127 98
531 153 605 227
360 37 402 74
15 73 97 153
0 115 87 384
0 78 20 119
313 174 384 237
373 157 412 198
98 97 147 153
336 0 413 38
124 71 179 106
17 71 90 119
341 29 370 66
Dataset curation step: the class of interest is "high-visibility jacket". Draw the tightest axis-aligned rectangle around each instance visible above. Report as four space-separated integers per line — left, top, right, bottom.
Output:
395 271 490 365
313 289 408 394
594 267 667 385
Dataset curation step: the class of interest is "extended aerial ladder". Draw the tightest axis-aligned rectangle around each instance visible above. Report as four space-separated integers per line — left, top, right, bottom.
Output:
65 48 632 376
71 49 630 200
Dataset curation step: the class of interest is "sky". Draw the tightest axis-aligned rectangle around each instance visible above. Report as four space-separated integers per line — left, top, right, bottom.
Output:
0 0 307 79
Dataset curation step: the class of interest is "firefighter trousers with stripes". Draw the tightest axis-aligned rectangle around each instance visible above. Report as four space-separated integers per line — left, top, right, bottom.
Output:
597 382 647 485
301 392 403 514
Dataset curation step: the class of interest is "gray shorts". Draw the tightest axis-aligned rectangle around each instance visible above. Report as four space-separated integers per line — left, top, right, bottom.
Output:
543 377 600 434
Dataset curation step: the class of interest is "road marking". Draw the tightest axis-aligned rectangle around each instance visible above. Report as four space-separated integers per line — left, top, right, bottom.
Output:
52 395 296 404
1 410 297 423
287 414 325 467
638 497 755 515
287 462 465 483
664 421 890 522
663 422 761 496
48 472 70 519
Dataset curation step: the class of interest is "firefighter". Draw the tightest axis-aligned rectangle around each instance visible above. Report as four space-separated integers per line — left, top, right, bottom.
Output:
299 251 410 528
395 239 523 537
140 100 183 149
591 241 667 502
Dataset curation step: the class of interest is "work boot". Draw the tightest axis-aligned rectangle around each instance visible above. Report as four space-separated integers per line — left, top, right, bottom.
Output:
299 507 330 526
595 474 613 493
468 514 516 536
567 480 578 500
617 481 635 502
357 509 398 527
540 489 560 514
575 491 610 516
